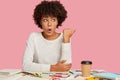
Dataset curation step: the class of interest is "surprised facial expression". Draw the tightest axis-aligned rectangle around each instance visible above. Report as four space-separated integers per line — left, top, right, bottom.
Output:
40 16 58 36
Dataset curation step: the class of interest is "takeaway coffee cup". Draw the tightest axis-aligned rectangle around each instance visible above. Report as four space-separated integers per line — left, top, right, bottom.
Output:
81 61 92 77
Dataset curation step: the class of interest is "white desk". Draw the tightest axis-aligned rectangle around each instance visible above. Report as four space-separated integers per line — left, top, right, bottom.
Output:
1 69 120 80
0 74 87 80
0 69 97 80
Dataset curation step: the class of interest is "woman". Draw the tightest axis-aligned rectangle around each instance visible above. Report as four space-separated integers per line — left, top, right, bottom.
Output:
22 0 75 72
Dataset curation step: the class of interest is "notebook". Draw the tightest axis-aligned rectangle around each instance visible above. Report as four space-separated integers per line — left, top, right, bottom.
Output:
93 72 120 80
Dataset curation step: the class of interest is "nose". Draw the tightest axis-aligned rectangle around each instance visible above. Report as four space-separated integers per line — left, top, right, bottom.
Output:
48 20 52 26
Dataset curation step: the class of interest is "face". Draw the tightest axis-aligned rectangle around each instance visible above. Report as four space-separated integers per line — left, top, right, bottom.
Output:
40 16 58 36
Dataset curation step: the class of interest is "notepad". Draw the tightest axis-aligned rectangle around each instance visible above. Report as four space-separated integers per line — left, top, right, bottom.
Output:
93 72 120 80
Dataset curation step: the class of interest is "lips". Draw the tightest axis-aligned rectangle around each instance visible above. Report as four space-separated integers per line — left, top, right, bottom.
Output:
48 29 51 31
47 29 52 33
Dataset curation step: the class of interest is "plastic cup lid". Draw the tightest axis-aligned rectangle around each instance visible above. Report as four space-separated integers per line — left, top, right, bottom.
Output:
81 61 92 64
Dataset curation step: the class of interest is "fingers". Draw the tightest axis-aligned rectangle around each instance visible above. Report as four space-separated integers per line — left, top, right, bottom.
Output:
66 63 72 67
70 29 75 36
56 60 72 72
64 66 71 71
63 28 75 37
59 60 66 64
72 29 75 34
66 63 72 68
64 63 72 71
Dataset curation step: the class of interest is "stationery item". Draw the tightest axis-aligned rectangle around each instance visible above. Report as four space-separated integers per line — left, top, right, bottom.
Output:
42 71 69 75
22 71 70 79
0 74 23 80
91 70 106 74
86 77 95 80
69 70 82 75
93 72 120 80
48 72 70 78
0 69 21 77
66 74 87 80
74 74 80 78
69 71 74 74
49 77 60 80
54 74 70 78
17 75 48 80
98 77 112 80
22 72 50 79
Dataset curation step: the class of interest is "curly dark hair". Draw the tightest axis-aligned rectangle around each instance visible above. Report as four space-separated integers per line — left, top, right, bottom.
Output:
33 0 67 28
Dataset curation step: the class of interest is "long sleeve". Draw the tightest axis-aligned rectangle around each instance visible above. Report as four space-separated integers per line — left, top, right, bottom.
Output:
22 33 50 72
60 42 72 63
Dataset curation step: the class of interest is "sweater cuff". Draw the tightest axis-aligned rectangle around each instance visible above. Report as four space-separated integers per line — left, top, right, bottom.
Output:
23 63 51 72
41 64 51 72
61 43 72 63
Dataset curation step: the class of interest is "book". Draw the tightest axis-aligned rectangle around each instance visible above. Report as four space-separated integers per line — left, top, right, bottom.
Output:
93 72 120 80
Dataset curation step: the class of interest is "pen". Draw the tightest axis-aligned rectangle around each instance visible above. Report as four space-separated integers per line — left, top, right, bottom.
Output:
42 72 54 74
74 74 79 78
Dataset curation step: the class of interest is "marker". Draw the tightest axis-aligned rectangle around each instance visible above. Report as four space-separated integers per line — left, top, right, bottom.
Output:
75 70 81 72
69 71 74 74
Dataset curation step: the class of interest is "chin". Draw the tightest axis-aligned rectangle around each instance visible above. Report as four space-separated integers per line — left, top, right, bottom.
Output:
46 32 54 36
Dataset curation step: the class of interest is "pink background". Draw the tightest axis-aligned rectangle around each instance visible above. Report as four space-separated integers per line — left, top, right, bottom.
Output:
0 0 120 73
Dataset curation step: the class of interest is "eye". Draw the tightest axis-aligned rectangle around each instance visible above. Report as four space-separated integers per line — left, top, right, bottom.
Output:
51 18 56 22
43 19 48 22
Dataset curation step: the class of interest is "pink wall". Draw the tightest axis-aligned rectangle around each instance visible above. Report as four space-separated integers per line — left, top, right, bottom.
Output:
0 0 120 73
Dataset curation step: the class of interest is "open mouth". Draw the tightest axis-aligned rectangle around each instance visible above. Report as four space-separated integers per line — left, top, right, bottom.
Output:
48 29 52 31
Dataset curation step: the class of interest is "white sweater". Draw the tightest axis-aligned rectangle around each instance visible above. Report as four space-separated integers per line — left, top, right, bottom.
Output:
22 32 72 72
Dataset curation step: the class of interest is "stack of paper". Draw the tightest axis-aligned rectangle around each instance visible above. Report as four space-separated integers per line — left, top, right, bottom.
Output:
0 69 21 77
0 74 23 80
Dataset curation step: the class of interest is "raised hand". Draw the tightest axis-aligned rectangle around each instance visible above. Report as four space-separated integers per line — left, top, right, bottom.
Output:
63 28 75 43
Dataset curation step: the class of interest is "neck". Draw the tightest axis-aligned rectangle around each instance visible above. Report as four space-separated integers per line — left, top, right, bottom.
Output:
42 32 59 40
